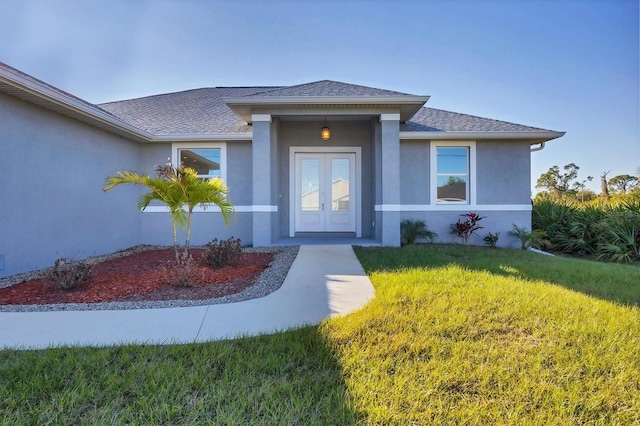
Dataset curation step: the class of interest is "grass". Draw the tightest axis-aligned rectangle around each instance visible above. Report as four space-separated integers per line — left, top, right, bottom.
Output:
2 245 639 424
0 329 356 425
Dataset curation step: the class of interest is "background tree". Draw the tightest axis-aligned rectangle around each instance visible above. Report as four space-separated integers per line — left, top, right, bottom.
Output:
573 175 593 202
600 171 610 201
577 189 598 203
608 174 639 194
536 163 580 202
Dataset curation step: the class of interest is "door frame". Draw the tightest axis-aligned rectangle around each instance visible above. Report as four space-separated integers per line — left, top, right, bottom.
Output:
289 146 362 237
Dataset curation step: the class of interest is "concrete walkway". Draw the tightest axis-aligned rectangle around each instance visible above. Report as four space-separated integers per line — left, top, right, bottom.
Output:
0 245 375 350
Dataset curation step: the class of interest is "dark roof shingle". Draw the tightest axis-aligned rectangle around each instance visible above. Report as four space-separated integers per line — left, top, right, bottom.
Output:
99 83 555 135
243 80 414 98
401 107 555 133
100 87 278 134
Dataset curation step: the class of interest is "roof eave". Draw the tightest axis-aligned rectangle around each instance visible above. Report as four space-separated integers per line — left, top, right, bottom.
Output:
399 130 566 143
150 133 252 142
0 63 154 142
224 95 430 123
224 95 430 104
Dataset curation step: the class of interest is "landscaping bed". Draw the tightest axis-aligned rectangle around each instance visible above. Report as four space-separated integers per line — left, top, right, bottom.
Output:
0 246 298 311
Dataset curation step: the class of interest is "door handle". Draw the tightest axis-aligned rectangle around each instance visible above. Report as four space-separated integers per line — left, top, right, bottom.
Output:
322 201 324 211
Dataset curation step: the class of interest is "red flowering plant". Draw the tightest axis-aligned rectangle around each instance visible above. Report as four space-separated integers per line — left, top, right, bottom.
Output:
450 212 485 244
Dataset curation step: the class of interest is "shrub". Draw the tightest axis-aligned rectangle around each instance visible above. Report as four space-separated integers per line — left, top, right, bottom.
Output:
533 199 640 262
400 219 437 246
48 258 93 291
450 212 484 244
596 210 640 263
163 253 202 287
482 232 500 248
204 237 243 268
508 224 548 251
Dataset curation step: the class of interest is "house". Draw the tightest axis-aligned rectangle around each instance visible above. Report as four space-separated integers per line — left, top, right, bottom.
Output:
0 62 564 277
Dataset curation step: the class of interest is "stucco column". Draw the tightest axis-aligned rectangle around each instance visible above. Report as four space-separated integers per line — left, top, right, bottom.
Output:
380 113 401 246
252 114 274 246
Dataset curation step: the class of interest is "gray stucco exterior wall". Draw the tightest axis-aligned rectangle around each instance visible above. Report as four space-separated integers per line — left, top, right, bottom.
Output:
399 140 431 205
476 141 532 205
227 141 253 206
0 93 142 277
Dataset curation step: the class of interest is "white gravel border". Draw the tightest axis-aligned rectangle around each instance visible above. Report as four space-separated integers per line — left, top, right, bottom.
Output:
0 246 299 312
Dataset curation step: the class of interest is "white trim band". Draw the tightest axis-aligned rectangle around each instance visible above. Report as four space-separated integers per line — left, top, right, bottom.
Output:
251 114 272 122
375 204 532 212
143 205 278 213
380 113 401 122
252 205 278 212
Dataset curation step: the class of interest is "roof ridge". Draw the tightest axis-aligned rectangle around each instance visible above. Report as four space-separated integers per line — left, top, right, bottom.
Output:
315 79 414 96
238 79 416 98
236 83 310 97
216 85 282 89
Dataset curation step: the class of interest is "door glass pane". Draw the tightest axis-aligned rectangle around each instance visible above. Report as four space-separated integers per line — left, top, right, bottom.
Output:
301 159 320 211
331 158 349 211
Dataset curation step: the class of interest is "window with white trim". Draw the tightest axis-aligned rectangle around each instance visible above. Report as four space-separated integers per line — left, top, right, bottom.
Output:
172 143 227 183
430 141 476 205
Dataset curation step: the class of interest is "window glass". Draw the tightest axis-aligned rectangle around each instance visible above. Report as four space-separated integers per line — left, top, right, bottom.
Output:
178 148 220 178
436 147 469 203
437 147 468 174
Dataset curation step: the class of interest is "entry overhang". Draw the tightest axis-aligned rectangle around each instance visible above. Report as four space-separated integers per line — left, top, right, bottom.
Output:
223 95 430 124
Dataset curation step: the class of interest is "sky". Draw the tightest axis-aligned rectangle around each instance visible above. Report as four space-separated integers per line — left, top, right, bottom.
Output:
1 0 638 194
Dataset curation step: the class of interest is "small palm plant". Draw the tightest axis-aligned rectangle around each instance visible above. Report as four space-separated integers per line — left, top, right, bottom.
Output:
401 219 437 246
104 161 234 259
508 224 548 251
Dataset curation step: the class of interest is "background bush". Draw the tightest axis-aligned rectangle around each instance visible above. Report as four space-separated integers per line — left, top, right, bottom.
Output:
533 199 640 263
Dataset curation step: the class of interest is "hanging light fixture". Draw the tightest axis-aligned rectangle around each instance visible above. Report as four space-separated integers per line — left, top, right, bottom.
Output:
321 117 331 141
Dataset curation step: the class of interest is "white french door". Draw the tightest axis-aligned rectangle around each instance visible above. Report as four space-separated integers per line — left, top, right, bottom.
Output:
294 152 357 233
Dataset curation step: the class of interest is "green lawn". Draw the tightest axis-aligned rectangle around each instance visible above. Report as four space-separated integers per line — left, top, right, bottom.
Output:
1 245 639 424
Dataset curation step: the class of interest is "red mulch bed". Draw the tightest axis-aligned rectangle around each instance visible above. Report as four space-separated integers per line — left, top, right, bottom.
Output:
0 249 273 305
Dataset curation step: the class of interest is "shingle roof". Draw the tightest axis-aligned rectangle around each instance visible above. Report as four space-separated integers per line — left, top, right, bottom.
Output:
99 82 556 136
99 87 279 134
401 107 555 133
242 80 415 98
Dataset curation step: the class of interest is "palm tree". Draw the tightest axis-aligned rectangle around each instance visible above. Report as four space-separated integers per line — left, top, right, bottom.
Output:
175 166 234 254
103 162 234 258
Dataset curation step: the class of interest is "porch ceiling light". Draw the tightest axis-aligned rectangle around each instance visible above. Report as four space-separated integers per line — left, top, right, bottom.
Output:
321 117 331 141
